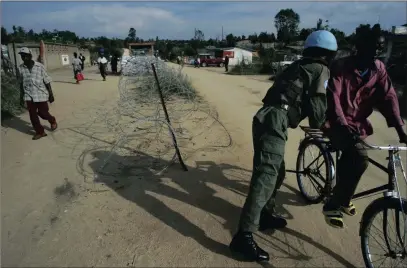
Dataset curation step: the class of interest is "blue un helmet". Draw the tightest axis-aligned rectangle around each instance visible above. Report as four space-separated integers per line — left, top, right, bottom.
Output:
304 30 338 51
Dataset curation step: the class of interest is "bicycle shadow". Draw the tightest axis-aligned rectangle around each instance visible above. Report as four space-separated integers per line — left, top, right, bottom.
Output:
83 148 356 266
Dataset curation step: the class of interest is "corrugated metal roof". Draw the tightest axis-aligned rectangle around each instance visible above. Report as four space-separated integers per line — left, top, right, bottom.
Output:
208 46 254 52
128 42 155 46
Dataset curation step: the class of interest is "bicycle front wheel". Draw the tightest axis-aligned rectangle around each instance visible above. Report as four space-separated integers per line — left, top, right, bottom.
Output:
360 197 407 268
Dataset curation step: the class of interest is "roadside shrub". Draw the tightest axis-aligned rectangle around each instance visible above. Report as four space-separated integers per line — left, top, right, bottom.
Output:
228 60 262 75
1 71 23 119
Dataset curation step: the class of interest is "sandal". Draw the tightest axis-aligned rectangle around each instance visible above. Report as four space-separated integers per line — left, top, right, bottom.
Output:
32 133 47 140
323 209 344 229
341 202 357 216
51 122 58 131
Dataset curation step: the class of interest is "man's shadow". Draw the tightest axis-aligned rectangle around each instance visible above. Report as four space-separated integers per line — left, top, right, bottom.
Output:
1 115 53 135
84 148 356 266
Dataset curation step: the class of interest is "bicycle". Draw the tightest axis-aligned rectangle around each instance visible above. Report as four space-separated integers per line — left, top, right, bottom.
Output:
287 125 407 268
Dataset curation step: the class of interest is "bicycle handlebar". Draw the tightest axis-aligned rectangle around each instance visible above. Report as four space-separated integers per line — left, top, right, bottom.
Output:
299 126 407 151
354 137 407 151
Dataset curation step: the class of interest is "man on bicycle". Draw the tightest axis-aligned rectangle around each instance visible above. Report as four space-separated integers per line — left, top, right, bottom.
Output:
322 24 407 229
229 30 338 262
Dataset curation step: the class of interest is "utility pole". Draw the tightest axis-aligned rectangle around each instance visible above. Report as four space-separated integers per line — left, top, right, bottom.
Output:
222 26 224 41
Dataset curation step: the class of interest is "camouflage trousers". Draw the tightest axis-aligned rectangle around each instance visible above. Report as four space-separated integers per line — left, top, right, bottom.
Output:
239 106 288 233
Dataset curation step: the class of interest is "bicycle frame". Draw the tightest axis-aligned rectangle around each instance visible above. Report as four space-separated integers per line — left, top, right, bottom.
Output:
291 126 407 201
291 126 407 262
350 150 397 200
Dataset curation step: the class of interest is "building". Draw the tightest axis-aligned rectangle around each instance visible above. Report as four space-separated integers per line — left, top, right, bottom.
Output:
128 42 155 55
210 47 253 66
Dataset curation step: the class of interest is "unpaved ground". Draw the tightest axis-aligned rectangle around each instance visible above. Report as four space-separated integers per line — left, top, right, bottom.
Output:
1 64 406 267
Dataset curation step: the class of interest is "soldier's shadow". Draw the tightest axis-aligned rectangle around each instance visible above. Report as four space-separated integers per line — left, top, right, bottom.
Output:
88 150 245 258
86 149 307 261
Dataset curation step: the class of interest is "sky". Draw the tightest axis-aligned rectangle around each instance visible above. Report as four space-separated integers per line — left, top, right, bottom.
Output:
1 1 406 40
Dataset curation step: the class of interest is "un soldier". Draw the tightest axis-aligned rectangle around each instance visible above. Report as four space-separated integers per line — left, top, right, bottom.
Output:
229 30 338 262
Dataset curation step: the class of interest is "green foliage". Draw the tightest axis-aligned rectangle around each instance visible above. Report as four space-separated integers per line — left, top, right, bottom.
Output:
1 71 23 118
274 8 300 44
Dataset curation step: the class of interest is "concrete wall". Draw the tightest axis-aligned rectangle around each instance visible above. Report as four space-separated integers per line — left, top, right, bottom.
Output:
7 42 90 71
43 43 90 71
7 43 41 71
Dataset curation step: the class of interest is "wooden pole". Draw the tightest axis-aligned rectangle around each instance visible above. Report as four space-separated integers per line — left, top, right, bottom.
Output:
151 63 188 171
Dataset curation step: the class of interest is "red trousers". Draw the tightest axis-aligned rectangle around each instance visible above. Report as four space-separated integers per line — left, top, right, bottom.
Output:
26 101 56 134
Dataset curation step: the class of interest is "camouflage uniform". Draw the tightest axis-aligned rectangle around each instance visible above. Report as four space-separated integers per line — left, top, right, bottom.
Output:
239 58 330 233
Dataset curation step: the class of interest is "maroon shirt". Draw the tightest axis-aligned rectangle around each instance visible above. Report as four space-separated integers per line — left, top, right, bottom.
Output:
324 56 404 138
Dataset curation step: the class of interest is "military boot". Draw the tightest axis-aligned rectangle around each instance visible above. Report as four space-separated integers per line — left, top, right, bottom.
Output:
259 209 287 231
229 231 270 262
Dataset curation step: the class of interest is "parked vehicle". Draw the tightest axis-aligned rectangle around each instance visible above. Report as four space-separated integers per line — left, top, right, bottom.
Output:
198 54 224 67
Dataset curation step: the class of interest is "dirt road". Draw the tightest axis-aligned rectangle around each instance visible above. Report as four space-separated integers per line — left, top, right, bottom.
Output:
1 64 405 267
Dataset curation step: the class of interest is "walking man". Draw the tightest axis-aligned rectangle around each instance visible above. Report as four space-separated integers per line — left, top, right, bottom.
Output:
79 53 85 71
97 49 108 81
224 55 229 72
72 52 82 84
18 47 57 140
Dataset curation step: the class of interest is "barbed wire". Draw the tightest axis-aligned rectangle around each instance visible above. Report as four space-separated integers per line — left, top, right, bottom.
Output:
75 55 232 184
1 54 232 183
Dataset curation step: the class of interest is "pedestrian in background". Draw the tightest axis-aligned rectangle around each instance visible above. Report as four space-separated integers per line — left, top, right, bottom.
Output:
72 52 82 84
224 55 229 72
111 55 118 75
18 47 57 140
194 56 199 68
79 53 85 71
97 49 108 81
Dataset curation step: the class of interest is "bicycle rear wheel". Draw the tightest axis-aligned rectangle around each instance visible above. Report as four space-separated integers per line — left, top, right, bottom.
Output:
360 197 407 268
296 138 334 204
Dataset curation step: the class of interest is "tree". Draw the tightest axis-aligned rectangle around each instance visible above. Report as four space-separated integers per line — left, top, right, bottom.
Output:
194 29 205 41
1 27 11 44
316 19 329 30
257 32 276 43
183 45 196 56
274 8 300 44
258 32 269 43
127 27 136 42
269 33 276 42
299 28 313 41
248 33 258 44
207 38 216 46
225 33 236 47
330 28 347 47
